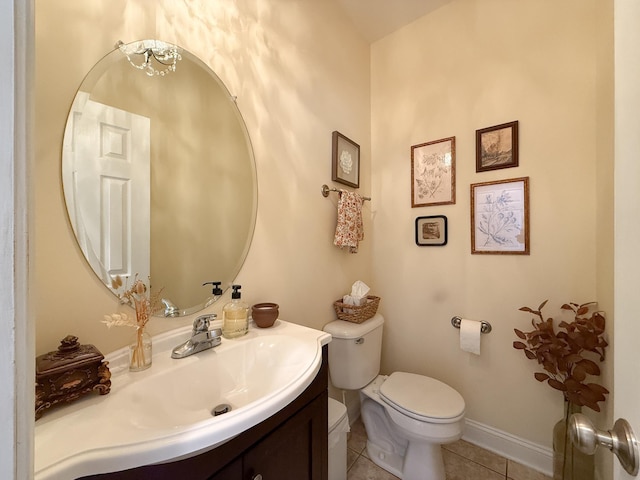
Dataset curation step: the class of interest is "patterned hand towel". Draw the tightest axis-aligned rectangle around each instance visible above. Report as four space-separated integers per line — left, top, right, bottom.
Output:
333 190 364 253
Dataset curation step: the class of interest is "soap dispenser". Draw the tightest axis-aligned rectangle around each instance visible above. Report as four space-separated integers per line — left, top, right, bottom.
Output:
203 281 223 300
222 285 249 339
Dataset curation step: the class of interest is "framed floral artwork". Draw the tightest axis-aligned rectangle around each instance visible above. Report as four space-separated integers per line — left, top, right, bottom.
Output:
411 136 455 207
332 131 360 188
471 177 530 255
476 121 519 172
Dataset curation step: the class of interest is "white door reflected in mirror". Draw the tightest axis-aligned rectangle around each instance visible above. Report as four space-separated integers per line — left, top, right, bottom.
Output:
64 93 150 284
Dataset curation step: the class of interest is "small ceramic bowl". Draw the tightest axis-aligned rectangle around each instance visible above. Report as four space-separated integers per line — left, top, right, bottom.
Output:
251 303 279 328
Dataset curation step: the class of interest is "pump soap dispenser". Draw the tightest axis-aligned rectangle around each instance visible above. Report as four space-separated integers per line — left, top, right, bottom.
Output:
222 285 249 339
203 281 223 300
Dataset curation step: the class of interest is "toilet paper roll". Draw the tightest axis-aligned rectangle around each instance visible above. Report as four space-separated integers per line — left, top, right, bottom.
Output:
459 318 482 355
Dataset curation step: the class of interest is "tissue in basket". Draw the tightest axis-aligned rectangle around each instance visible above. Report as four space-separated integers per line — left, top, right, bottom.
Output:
333 296 380 324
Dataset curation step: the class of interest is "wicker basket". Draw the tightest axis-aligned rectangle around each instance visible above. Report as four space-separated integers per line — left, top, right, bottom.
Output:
333 295 380 324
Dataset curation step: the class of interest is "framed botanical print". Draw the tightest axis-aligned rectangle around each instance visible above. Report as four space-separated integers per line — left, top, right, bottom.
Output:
411 136 455 207
471 177 530 254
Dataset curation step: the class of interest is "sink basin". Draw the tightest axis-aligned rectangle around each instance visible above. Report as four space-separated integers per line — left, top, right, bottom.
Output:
35 320 331 480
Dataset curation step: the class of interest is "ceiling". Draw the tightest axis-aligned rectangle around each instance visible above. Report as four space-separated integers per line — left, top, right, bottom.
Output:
335 0 452 43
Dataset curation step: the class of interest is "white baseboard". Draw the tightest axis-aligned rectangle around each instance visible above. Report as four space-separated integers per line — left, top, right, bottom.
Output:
463 418 553 477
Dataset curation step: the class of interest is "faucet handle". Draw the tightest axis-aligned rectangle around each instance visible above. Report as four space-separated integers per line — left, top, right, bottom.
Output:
192 314 217 333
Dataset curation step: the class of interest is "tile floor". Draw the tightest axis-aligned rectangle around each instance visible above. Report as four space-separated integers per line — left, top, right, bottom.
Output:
346 418 552 480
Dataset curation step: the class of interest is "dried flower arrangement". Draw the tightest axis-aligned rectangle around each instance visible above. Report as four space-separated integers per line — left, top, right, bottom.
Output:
103 275 162 370
513 300 609 412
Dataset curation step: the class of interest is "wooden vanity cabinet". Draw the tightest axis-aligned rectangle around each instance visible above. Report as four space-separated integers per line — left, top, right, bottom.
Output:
79 346 328 480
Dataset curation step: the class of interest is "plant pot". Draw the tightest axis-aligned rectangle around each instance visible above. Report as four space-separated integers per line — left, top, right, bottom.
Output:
251 303 279 328
553 401 594 480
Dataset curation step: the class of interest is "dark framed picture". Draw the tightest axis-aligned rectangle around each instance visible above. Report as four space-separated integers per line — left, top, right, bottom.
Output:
415 215 448 246
476 121 519 172
332 131 360 188
411 136 456 207
471 177 530 255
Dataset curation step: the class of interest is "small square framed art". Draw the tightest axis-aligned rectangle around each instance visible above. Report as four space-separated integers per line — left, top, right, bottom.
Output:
415 215 448 246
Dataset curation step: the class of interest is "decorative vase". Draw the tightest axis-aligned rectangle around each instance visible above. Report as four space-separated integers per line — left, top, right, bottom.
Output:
129 326 152 372
553 401 594 480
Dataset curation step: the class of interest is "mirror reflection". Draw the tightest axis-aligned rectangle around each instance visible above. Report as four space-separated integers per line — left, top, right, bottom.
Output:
62 40 257 316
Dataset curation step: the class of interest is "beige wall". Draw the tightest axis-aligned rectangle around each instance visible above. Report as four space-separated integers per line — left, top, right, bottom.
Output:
35 0 372 354
35 0 613 461
371 0 612 448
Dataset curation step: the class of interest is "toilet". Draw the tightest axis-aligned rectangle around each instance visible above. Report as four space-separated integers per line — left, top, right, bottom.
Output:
323 314 465 480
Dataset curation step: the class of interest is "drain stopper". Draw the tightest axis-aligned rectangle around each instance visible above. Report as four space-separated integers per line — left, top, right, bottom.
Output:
212 403 232 416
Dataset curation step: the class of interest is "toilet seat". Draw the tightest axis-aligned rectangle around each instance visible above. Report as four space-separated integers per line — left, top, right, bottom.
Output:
379 372 465 423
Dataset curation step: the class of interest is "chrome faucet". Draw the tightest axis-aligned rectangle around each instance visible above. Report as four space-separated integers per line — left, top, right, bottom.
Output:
162 298 180 317
171 314 221 359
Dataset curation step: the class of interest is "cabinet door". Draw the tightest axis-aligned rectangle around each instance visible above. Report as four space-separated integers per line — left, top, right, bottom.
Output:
207 457 242 480
243 395 327 480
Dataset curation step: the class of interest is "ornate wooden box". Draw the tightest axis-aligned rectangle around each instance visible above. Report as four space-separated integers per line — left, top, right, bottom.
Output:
35 335 111 420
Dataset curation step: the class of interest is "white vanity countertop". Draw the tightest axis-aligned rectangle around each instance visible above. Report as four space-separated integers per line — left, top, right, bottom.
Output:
35 320 331 480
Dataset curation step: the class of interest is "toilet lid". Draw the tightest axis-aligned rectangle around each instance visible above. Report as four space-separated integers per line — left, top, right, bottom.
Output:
379 372 465 422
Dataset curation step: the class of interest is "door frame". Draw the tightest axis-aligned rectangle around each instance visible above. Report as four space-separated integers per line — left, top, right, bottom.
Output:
613 0 640 479
3 1 34 479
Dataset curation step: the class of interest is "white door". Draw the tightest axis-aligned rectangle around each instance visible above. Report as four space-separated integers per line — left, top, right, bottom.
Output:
613 0 640 479
567 3 640 478
63 93 151 285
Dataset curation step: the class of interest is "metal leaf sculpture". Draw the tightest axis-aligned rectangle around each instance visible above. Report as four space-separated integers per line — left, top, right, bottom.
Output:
513 300 609 412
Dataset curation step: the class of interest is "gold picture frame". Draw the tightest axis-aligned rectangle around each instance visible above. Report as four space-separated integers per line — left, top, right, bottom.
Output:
471 177 530 255
411 136 456 207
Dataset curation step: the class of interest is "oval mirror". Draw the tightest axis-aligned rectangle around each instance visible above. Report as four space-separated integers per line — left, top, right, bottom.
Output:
62 40 257 316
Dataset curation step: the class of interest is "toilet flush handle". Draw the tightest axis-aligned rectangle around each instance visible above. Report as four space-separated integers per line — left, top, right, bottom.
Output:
355 337 365 345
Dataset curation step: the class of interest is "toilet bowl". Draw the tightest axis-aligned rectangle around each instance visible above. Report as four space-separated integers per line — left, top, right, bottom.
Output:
360 373 464 478
323 314 465 480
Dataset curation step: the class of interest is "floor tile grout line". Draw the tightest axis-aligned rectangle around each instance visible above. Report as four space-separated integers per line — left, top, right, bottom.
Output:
443 447 509 477
346 446 363 473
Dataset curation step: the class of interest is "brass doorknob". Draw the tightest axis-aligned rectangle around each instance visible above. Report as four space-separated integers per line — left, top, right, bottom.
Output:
569 413 639 475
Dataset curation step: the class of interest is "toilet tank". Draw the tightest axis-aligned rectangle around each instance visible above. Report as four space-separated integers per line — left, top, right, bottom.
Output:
323 314 384 390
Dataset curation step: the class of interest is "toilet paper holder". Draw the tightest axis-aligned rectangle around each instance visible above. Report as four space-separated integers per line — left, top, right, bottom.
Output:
451 316 492 334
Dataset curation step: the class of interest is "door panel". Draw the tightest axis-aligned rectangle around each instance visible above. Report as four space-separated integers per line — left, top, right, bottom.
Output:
64 92 150 284
614 1 640 479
